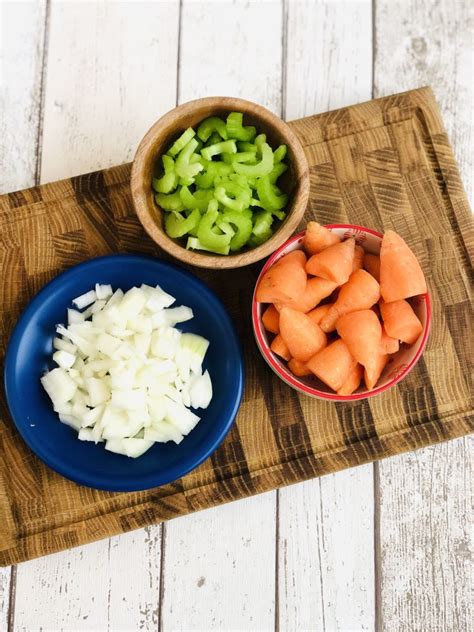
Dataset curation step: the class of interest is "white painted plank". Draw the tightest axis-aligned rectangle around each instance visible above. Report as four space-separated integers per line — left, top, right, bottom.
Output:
161 495 277 631
375 2 473 629
13 2 179 630
0 567 12 632
278 2 375 630
14 528 162 631
0 0 46 192
161 2 283 630
40 0 180 182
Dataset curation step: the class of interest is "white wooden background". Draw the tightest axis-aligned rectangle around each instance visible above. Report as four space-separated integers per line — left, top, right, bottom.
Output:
0 1 472 630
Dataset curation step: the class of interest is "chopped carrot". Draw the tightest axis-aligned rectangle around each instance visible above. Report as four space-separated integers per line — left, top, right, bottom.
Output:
363 253 380 282
302 221 340 256
256 250 307 304
288 358 312 377
352 245 364 272
337 363 363 396
364 352 388 390
270 334 291 361
306 238 355 285
380 230 427 302
262 304 280 334
306 339 357 392
320 269 380 333
276 277 337 313
336 310 382 382
307 303 334 326
381 327 400 354
279 307 327 362
380 299 423 344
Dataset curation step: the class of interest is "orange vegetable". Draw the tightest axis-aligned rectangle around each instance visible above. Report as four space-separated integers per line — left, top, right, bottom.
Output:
306 238 355 285
256 250 307 304
270 334 291 361
380 230 427 302
302 221 340 256
363 253 380 282
381 327 400 354
364 352 388 390
307 303 333 326
336 310 382 382
276 277 337 313
337 363 363 396
288 358 312 377
306 339 357 392
320 269 380 333
380 299 423 344
279 307 327 362
352 245 364 272
262 304 280 334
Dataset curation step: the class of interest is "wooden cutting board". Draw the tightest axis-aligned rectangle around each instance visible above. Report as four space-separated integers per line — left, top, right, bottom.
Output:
0 87 472 566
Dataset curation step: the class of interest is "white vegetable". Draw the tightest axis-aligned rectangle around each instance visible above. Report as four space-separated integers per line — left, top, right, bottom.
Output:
41 284 212 458
72 289 97 310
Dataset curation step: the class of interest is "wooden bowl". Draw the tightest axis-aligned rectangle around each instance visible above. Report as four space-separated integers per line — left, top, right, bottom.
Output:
131 97 309 269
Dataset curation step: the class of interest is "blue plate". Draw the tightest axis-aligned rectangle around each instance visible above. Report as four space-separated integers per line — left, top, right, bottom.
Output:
4 254 244 492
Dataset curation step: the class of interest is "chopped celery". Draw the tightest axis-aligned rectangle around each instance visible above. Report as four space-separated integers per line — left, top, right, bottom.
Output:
165 209 200 238
255 134 267 153
248 227 273 247
201 140 237 161
268 161 287 184
237 141 257 153
179 185 213 211
197 117 228 142
226 112 257 141
273 144 287 163
168 127 196 157
256 175 288 211
234 142 273 177
217 211 252 251
197 200 232 251
214 181 251 212
186 236 230 256
206 131 222 146
252 209 274 237
228 151 257 164
175 139 204 179
155 191 184 212
152 155 177 194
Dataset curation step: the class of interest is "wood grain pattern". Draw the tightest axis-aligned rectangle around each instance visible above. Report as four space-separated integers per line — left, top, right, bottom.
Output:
279 2 375 629
0 88 472 567
375 2 474 628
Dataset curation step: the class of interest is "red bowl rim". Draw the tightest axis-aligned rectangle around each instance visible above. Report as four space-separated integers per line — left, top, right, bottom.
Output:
252 223 432 401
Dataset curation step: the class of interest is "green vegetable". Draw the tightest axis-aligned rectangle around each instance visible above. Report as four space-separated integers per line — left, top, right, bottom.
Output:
168 128 196 157
179 186 214 211
217 210 252 251
256 175 288 211
175 139 204 180
152 155 177 194
273 144 287 164
186 236 230 256
234 142 273 177
197 200 232 253
201 140 237 161
197 117 228 142
155 191 184 212
226 112 257 141
165 209 201 238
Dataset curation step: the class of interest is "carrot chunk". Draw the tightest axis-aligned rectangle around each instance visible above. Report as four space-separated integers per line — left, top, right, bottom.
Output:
279 307 327 362
363 253 380 282
307 303 334 326
262 304 280 334
352 245 365 272
380 299 423 344
270 334 291 361
302 221 340 256
306 339 357 392
381 327 400 354
306 238 355 285
364 352 388 390
337 363 363 396
287 358 312 377
380 230 427 302
276 277 337 313
320 269 380 332
336 310 382 382
256 250 307 304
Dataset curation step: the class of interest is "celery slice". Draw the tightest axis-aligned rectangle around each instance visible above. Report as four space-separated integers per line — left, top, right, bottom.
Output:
256 175 288 211
273 144 287 163
197 200 232 251
237 141 257 153
153 155 178 194
252 210 274 237
217 210 252 251
165 209 200 238
179 186 213 211
197 117 228 142
201 140 237 161
268 161 287 184
226 112 256 141
175 139 204 179
186 236 230 256
168 128 196 157
234 142 274 177
155 191 184 212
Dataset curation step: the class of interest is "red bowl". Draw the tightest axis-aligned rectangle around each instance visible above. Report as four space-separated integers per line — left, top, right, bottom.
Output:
252 224 431 401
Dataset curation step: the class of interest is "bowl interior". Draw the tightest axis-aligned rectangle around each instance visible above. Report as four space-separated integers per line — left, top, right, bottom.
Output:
253 225 430 400
132 97 309 266
5 255 243 491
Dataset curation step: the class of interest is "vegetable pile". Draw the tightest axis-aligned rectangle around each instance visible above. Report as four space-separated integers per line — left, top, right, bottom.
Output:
257 223 427 395
152 112 289 255
41 284 212 458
